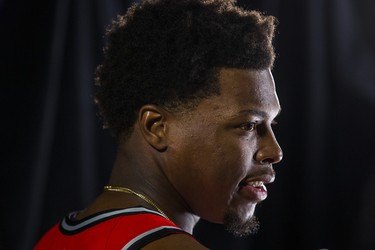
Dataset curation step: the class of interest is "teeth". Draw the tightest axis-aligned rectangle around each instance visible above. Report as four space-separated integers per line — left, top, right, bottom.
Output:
249 181 263 187
248 181 267 191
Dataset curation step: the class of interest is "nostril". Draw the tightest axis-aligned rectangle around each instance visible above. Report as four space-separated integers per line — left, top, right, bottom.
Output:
260 157 277 165
259 159 269 165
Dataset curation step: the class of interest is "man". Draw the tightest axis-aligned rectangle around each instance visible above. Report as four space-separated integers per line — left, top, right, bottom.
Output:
35 0 282 248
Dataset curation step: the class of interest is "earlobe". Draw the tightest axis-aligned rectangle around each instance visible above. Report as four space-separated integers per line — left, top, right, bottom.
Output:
138 105 168 151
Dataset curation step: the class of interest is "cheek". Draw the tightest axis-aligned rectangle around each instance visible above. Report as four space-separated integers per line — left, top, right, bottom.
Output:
191 140 256 221
201 137 255 197
216 136 256 174
239 138 257 166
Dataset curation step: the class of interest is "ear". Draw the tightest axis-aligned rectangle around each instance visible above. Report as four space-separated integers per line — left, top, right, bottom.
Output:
138 105 168 151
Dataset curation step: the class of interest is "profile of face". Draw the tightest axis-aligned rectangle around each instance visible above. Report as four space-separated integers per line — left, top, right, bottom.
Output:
164 68 283 236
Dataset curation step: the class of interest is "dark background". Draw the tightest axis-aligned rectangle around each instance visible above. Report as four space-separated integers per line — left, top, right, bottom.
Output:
1 0 374 249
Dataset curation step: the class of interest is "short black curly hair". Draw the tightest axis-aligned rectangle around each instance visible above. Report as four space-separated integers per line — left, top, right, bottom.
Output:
95 0 277 139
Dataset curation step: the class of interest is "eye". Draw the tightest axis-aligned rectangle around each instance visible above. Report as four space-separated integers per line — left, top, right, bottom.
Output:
239 122 257 131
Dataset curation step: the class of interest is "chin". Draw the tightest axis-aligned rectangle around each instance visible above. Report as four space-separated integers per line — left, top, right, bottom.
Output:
234 202 257 221
222 204 260 237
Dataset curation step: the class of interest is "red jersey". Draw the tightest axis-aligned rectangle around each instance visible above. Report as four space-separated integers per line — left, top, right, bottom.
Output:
34 207 190 249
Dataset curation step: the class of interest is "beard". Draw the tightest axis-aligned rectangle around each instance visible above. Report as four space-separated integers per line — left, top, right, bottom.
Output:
223 208 260 237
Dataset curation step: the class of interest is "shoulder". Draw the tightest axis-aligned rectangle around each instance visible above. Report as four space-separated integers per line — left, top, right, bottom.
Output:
142 233 209 250
97 207 202 249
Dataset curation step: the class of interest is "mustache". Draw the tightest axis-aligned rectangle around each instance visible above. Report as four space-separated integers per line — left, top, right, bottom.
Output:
248 165 275 179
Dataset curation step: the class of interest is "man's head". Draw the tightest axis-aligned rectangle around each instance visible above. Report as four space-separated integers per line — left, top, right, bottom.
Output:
96 0 281 237
95 0 277 140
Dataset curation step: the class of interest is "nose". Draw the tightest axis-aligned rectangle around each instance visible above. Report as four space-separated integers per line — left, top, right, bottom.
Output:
254 130 283 164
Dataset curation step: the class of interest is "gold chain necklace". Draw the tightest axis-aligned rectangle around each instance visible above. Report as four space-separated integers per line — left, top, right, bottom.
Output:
103 185 170 220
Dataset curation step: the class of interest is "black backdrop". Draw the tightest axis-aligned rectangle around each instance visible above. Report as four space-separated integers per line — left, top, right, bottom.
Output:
1 0 374 249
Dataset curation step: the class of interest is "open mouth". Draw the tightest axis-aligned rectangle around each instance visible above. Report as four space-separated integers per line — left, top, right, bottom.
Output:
238 179 269 202
246 180 267 192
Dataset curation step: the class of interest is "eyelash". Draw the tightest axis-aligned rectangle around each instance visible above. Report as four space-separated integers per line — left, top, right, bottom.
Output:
239 122 257 131
239 120 278 131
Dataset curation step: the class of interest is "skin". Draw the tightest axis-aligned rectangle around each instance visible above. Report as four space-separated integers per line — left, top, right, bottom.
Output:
77 68 283 249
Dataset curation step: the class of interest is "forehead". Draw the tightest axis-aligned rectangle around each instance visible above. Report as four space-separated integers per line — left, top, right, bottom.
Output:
195 68 280 118
219 68 276 103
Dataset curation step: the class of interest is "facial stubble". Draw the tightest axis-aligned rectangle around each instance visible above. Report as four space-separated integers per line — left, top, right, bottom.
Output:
223 207 260 237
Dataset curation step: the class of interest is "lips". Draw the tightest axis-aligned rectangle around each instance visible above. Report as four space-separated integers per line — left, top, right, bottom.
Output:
247 180 267 192
239 179 267 202
238 172 275 202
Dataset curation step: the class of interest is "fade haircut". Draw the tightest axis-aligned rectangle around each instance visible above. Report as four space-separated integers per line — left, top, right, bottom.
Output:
95 0 277 139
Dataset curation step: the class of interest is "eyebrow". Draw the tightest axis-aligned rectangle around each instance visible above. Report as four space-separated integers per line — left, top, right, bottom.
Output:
236 107 282 119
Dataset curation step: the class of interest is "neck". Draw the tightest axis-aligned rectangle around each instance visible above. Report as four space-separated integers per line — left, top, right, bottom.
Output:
107 132 200 233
